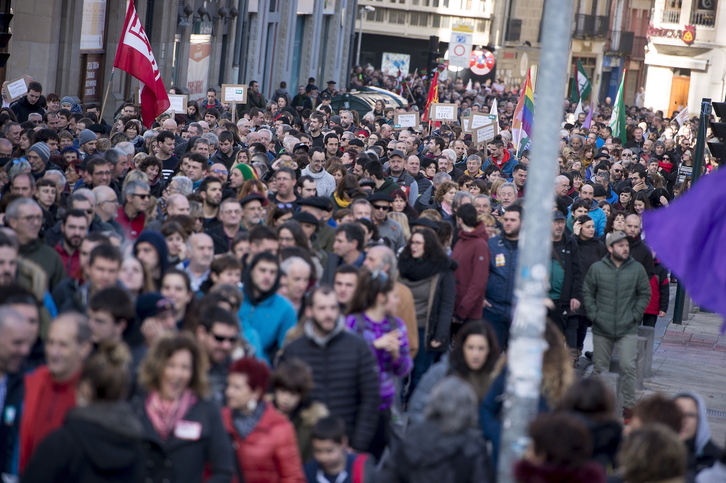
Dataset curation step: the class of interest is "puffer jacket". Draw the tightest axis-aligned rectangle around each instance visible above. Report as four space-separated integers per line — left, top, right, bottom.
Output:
582 256 651 338
221 404 305 483
484 236 519 318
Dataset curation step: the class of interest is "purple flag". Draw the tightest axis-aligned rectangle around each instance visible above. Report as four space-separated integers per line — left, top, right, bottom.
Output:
643 168 726 327
583 107 593 129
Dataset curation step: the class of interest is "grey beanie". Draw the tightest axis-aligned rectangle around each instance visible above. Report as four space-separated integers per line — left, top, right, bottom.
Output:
78 129 97 146
28 142 50 164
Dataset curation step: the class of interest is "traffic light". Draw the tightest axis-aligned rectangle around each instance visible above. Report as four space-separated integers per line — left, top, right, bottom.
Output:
0 1 12 68
708 101 726 162
427 36 442 78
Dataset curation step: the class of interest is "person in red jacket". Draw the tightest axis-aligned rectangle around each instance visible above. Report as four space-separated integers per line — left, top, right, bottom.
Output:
452 204 490 326
19 312 92 472
222 357 305 483
643 254 670 327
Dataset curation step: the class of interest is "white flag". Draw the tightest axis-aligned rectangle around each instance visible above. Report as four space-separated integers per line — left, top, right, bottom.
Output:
675 107 689 126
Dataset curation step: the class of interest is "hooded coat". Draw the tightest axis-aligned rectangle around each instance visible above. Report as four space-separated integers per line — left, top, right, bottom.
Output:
675 391 723 476
239 255 297 364
378 420 492 483
452 223 490 320
21 402 145 483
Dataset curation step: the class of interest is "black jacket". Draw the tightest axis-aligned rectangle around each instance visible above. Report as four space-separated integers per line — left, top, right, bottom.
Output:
280 319 380 452
552 233 584 307
378 421 492 483
21 402 145 483
628 236 655 278
0 373 23 477
10 95 45 123
131 395 234 483
576 236 608 276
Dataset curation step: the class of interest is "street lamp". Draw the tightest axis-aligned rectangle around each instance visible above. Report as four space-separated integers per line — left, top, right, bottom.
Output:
356 6 375 66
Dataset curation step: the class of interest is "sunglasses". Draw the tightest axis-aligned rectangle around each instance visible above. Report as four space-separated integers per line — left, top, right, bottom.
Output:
277 203 293 209
212 334 238 343
133 193 150 200
373 205 390 211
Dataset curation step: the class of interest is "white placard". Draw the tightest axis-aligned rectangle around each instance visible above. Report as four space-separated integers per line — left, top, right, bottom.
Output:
461 116 471 132
475 122 498 144
431 103 457 121
164 94 188 115
471 113 497 130
394 112 419 129
221 84 248 104
3 77 28 102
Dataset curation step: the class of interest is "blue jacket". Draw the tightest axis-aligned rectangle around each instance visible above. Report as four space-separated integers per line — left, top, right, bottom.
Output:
238 293 297 364
569 199 606 237
484 235 519 318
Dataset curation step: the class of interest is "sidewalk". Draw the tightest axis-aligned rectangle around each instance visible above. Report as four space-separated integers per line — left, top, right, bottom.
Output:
643 308 726 445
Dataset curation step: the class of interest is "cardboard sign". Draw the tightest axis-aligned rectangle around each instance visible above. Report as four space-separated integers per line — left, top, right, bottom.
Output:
461 115 471 133
431 103 457 121
2 77 30 103
393 111 420 130
164 94 188 115
471 113 497 130
221 84 248 104
475 121 499 145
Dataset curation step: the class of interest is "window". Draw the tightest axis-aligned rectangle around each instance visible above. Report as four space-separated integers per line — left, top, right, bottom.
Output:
477 18 488 32
389 9 407 24
366 8 386 21
432 14 451 27
410 12 429 26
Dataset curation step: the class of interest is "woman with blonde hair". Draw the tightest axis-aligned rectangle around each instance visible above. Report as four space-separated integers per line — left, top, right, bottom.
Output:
133 333 233 483
387 211 411 242
477 213 499 239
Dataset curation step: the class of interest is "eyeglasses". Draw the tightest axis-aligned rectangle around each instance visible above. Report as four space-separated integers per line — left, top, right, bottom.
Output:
132 193 150 200
212 334 238 343
212 169 228 175
19 214 42 223
372 205 390 211
100 199 119 205
94 171 112 177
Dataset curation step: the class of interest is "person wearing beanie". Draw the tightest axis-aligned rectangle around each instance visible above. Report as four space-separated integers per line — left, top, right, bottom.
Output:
133 230 170 290
78 129 98 158
26 142 57 178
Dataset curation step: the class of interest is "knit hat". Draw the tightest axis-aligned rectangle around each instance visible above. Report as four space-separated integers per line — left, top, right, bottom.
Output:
27 142 50 164
136 293 174 322
133 230 170 274
78 129 97 146
232 163 258 181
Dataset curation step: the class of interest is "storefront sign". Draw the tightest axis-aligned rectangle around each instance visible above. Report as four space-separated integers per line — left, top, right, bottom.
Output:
80 54 104 103
647 24 696 45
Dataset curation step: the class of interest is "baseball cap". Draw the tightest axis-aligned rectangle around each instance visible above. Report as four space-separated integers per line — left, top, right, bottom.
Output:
553 211 567 221
606 230 628 247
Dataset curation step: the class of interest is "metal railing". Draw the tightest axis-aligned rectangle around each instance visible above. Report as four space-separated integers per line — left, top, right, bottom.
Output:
573 14 609 38
691 10 715 26
661 9 681 23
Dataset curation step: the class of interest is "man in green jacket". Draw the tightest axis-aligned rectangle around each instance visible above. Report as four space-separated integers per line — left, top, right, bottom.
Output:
583 230 651 418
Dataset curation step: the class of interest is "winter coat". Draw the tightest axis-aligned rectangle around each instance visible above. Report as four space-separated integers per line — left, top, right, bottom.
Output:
10 95 45 123
19 237 65 291
513 459 605 483
21 402 145 483
697 461 726 483
377 420 492 483
676 391 724 477
0 373 23 478
582 256 651 338
576 236 608 276
452 224 490 320
586 418 622 473
280 318 380 452
484 235 519 319
289 401 329 463
373 177 399 196
645 260 670 315
131 395 234 483
221 404 305 483
551 233 584 307
299 166 336 197
407 357 450 426
238 292 297 364
400 258 458 352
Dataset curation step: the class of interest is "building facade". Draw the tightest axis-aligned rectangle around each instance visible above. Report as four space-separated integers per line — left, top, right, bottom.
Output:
644 0 722 116
3 0 356 121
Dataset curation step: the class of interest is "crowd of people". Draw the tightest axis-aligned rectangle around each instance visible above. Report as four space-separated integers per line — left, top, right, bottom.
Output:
0 72 721 483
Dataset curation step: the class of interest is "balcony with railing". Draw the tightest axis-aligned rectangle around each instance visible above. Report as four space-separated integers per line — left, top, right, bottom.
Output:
690 10 716 26
661 9 681 23
573 14 609 39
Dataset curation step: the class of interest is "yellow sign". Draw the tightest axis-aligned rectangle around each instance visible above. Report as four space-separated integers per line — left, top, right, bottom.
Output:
452 23 474 33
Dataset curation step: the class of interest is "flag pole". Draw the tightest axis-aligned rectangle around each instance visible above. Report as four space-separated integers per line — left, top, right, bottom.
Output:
672 97 711 324
99 67 116 124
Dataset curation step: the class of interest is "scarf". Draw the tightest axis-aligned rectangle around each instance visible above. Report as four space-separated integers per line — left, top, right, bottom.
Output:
333 192 351 208
441 201 453 216
399 255 449 282
233 401 266 439
658 161 674 173
145 389 197 440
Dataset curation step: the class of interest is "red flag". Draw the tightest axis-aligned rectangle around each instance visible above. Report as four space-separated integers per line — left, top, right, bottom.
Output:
114 1 170 128
421 71 440 123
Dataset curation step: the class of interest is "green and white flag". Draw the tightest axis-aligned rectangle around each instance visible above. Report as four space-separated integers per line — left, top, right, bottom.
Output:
609 70 627 139
576 60 591 101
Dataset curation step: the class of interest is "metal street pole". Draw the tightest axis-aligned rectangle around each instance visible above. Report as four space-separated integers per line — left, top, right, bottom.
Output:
672 98 710 324
355 9 364 67
496 0 574 479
